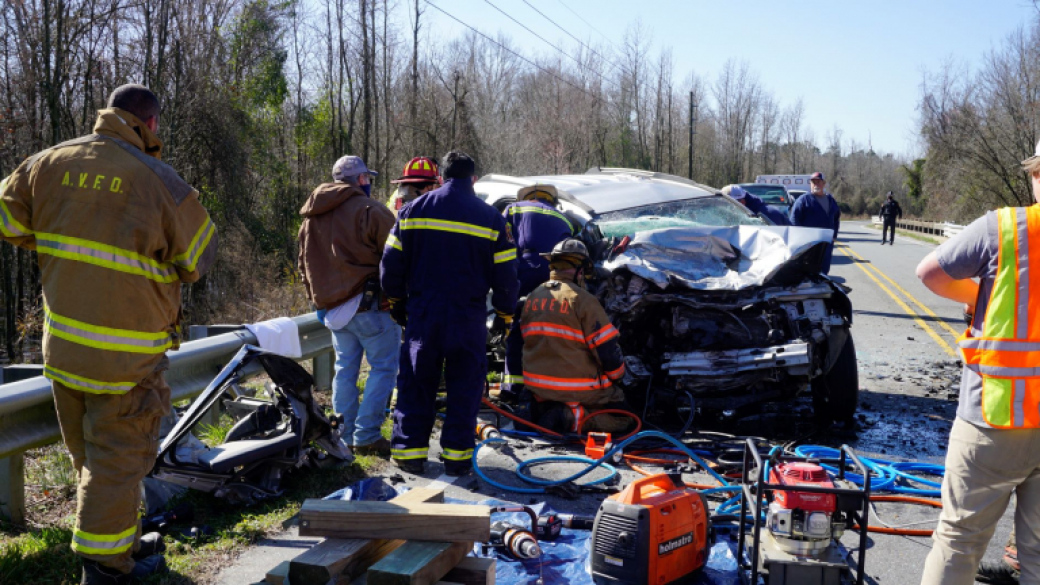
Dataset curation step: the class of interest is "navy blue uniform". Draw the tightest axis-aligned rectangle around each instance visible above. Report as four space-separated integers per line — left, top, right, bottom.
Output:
501 200 577 396
743 193 791 226
380 178 518 467
789 192 841 273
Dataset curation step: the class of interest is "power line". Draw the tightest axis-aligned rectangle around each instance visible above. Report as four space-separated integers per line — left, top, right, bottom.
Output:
481 0 585 71
518 0 628 81
425 1 604 104
554 0 620 50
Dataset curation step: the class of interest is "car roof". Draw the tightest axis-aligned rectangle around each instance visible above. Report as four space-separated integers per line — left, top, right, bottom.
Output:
476 168 718 214
739 183 789 190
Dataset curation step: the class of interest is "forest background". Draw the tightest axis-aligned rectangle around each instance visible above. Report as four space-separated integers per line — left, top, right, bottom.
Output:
1 0 1037 361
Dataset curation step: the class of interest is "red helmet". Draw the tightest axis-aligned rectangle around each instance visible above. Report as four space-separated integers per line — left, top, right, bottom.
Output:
391 157 440 184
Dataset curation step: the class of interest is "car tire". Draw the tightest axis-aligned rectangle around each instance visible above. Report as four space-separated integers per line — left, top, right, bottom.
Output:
812 334 858 423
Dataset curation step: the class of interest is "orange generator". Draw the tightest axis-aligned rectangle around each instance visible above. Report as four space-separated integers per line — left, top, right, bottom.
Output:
590 473 713 585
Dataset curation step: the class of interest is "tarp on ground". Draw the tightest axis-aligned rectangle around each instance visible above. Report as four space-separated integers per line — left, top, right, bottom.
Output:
325 478 740 585
602 225 834 291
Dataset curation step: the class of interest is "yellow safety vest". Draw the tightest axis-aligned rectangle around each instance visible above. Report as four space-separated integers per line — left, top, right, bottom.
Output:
958 206 1040 428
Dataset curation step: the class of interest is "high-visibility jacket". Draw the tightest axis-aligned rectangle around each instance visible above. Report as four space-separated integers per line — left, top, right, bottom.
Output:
0 108 217 394
520 271 625 405
503 200 577 295
958 205 1040 428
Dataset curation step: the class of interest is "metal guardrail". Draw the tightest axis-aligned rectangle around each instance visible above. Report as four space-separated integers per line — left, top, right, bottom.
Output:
0 313 334 524
870 216 965 238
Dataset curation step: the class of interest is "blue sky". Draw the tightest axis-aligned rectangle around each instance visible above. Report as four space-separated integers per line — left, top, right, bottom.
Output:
423 1 1038 157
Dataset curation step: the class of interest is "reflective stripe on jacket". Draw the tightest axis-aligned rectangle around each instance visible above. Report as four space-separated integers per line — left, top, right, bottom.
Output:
379 178 518 314
0 108 217 393
520 271 625 406
958 205 1040 428
504 200 577 294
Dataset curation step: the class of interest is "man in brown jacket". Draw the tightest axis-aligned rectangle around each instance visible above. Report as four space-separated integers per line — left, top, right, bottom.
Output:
0 85 217 584
520 239 629 433
298 155 398 456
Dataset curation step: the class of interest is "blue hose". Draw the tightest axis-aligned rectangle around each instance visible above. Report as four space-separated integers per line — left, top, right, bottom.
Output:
472 430 731 494
794 445 943 497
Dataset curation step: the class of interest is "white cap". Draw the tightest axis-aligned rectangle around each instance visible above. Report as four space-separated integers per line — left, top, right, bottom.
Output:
1022 140 1040 167
722 185 747 200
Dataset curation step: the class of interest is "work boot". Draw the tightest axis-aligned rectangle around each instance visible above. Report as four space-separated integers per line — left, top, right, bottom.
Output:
81 555 166 585
976 560 1020 584
442 459 472 477
132 532 165 560
130 554 167 580
354 437 392 457
392 457 426 475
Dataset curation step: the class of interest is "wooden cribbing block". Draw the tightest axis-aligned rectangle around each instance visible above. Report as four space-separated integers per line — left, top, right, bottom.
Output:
265 560 290 585
442 557 495 585
290 488 445 585
366 541 472 585
298 500 491 542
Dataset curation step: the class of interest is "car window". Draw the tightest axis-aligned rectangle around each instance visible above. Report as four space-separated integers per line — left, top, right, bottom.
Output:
742 185 789 206
595 197 766 238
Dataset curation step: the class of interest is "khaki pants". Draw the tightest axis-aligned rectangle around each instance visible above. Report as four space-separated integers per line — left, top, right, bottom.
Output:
53 370 170 574
920 418 1040 585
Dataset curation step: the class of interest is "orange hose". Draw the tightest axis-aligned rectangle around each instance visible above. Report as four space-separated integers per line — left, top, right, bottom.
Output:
577 409 642 441
853 495 943 536
481 398 643 442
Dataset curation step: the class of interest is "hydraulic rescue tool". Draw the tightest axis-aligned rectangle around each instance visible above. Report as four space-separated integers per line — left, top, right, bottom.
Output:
737 440 872 585
536 512 595 541
487 505 542 560
590 473 713 585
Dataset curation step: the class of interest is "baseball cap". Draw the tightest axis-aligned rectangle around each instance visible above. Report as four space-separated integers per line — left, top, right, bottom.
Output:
1021 140 1040 167
721 185 747 200
810 172 825 181
332 155 378 182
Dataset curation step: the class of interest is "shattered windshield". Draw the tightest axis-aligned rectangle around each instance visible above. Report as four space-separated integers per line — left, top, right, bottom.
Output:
595 197 766 238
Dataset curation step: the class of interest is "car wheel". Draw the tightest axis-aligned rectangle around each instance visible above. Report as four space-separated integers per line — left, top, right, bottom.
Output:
812 334 858 423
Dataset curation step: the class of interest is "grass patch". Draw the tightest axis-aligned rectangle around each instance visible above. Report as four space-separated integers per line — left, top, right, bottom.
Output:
1 380 391 584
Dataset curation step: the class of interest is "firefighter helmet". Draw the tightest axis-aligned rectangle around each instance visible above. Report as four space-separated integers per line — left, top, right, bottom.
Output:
517 184 559 205
540 238 590 268
391 157 440 184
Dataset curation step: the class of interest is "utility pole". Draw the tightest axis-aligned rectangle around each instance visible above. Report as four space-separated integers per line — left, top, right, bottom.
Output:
451 72 460 148
688 91 697 180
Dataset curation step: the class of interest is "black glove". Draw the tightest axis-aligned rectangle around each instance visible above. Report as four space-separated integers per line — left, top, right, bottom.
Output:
388 298 407 328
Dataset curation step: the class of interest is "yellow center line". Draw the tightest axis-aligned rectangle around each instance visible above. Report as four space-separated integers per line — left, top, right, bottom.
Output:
840 244 963 341
834 245 957 358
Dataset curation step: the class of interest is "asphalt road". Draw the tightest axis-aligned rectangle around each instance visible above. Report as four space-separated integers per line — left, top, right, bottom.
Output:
217 220 1014 585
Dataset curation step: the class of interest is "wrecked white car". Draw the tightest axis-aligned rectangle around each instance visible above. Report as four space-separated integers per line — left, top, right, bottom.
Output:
478 168 856 425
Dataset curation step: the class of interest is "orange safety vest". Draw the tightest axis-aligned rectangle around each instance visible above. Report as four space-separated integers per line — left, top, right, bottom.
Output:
958 205 1040 428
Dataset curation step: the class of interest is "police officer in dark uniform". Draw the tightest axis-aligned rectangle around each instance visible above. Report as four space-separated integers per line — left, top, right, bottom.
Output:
498 184 577 405
879 191 902 245
380 152 518 475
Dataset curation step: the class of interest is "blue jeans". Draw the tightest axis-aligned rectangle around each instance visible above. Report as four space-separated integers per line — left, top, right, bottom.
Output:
330 310 401 446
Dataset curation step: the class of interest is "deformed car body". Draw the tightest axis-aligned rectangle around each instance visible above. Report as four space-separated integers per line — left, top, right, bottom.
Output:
478 168 857 424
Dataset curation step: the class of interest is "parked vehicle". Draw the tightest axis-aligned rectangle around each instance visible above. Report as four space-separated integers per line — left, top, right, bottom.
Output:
755 174 815 193
478 168 857 425
738 183 794 215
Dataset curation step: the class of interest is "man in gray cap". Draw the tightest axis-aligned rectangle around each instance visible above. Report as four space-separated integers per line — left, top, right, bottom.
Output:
298 155 398 456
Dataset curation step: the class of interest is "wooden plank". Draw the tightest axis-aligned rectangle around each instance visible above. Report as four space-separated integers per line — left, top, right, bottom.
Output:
291 488 445 585
442 557 495 585
265 561 290 585
298 501 490 542
366 541 472 585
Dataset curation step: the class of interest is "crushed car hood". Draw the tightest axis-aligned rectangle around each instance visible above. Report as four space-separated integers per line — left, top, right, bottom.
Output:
602 225 834 291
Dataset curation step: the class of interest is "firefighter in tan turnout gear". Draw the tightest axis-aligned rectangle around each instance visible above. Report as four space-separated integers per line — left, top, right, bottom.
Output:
0 85 217 584
519 238 630 433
